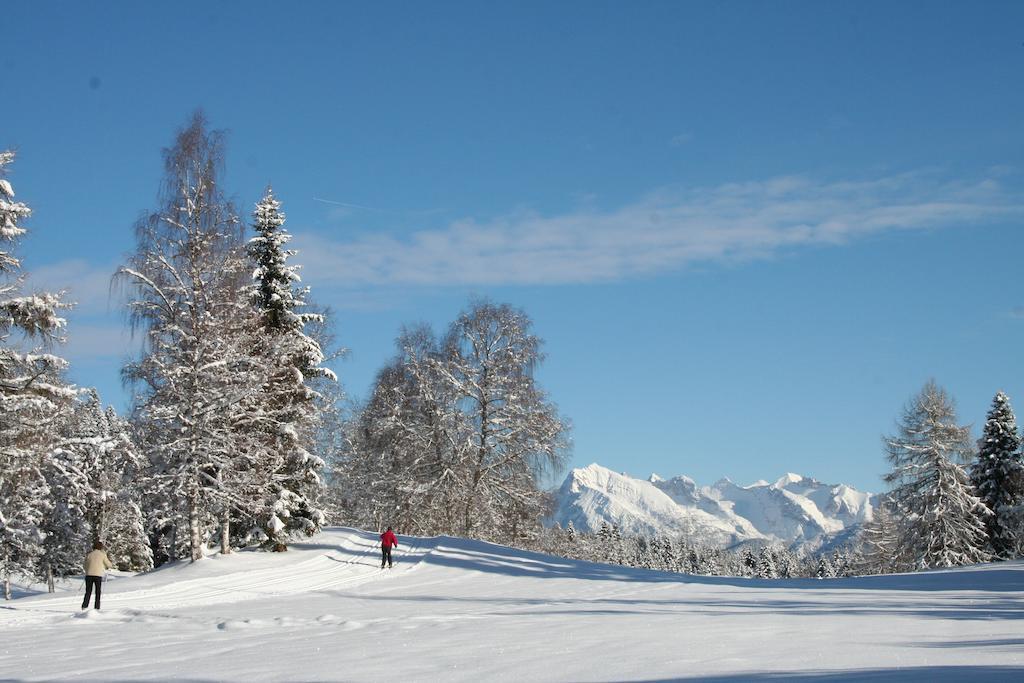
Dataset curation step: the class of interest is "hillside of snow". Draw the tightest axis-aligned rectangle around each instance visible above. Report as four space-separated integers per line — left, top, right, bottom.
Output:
3 527 1023 681
549 463 876 550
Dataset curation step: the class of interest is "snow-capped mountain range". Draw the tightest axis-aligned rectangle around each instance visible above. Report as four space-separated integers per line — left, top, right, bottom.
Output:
548 463 876 552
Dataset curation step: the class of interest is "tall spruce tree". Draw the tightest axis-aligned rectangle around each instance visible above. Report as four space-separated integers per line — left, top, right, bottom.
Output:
0 150 74 598
883 381 990 569
970 391 1024 559
246 188 333 548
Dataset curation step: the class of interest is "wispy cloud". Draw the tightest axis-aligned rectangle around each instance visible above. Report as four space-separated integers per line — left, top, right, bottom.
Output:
294 172 1023 288
59 323 138 362
670 132 694 147
28 259 118 315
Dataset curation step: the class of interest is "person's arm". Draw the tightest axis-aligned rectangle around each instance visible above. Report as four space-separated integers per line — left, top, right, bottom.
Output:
104 553 114 570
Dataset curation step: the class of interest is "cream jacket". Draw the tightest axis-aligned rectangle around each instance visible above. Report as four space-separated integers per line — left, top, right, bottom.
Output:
84 549 113 577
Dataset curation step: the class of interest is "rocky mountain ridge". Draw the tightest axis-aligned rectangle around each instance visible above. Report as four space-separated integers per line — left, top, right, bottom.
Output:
548 463 876 551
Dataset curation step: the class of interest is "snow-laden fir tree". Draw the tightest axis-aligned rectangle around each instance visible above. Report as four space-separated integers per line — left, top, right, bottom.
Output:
883 381 991 570
970 391 1024 559
38 447 87 592
244 188 333 548
0 150 74 598
101 406 153 570
756 545 778 578
40 399 93 590
48 392 152 573
815 554 835 579
119 113 263 562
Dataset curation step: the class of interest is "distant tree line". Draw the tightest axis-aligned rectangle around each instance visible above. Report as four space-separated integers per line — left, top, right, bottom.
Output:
523 522 857 580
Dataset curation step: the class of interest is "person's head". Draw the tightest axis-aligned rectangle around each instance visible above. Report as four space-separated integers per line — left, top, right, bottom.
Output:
387 526 392 531
92 540 104 551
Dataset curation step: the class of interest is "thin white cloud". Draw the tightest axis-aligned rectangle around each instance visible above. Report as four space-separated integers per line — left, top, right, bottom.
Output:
294 172 1023 288
28 259 118 315
670 132 694 147
58 323 138 362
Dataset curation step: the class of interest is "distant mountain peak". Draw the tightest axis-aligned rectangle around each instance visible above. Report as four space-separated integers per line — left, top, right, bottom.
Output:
774 472 806 487
549 464 876 552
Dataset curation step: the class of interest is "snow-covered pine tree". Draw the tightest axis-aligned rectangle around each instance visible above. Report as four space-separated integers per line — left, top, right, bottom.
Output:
815 554 834 579
118 114 261 562
774 547 798 579
38 447 87 592
98 405 152 571
756 546 778 578
0 150 74 598
597 522 612 562
740 547 756 577
883 381 991 570
50 393 151 572
970 391 1024 559
245 188 333 549
830 549 851 578
40 398 94 590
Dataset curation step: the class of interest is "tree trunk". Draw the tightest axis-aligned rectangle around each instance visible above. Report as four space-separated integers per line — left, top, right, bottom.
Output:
220 509 231 555
3 576 10 600
46 564 55 593
189 488 203 562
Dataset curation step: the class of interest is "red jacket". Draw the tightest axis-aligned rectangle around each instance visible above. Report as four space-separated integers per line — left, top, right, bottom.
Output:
380 530 398 549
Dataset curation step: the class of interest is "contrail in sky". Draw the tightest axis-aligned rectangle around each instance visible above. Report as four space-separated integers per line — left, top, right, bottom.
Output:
312 197 390 212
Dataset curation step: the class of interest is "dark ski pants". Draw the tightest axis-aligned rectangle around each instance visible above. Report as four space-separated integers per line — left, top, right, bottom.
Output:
82 575 103 609
381 547 393 568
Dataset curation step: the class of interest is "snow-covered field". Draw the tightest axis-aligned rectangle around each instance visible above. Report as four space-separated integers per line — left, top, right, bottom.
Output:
2 528 1023 682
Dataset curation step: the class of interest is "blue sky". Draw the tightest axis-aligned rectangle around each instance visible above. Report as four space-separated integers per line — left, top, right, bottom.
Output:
4 2 1023 492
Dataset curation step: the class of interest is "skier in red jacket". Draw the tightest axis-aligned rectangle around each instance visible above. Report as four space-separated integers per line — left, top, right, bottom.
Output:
380 527 398 569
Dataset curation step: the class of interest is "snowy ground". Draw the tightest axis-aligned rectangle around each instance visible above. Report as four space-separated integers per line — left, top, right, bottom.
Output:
2 528 1023 681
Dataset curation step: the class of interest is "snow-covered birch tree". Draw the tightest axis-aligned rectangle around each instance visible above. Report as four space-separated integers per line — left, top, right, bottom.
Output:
118 113 261 563
338 300 570 544
342 325 467 535
883 381 990 570
970 391 1024 559
439 301 569 542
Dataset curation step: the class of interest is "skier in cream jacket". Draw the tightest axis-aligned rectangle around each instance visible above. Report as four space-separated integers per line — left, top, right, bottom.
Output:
82 540 114 610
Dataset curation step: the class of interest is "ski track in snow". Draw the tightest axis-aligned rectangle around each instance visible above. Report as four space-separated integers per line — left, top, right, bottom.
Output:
2 530 435 627
3 527 1024 682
